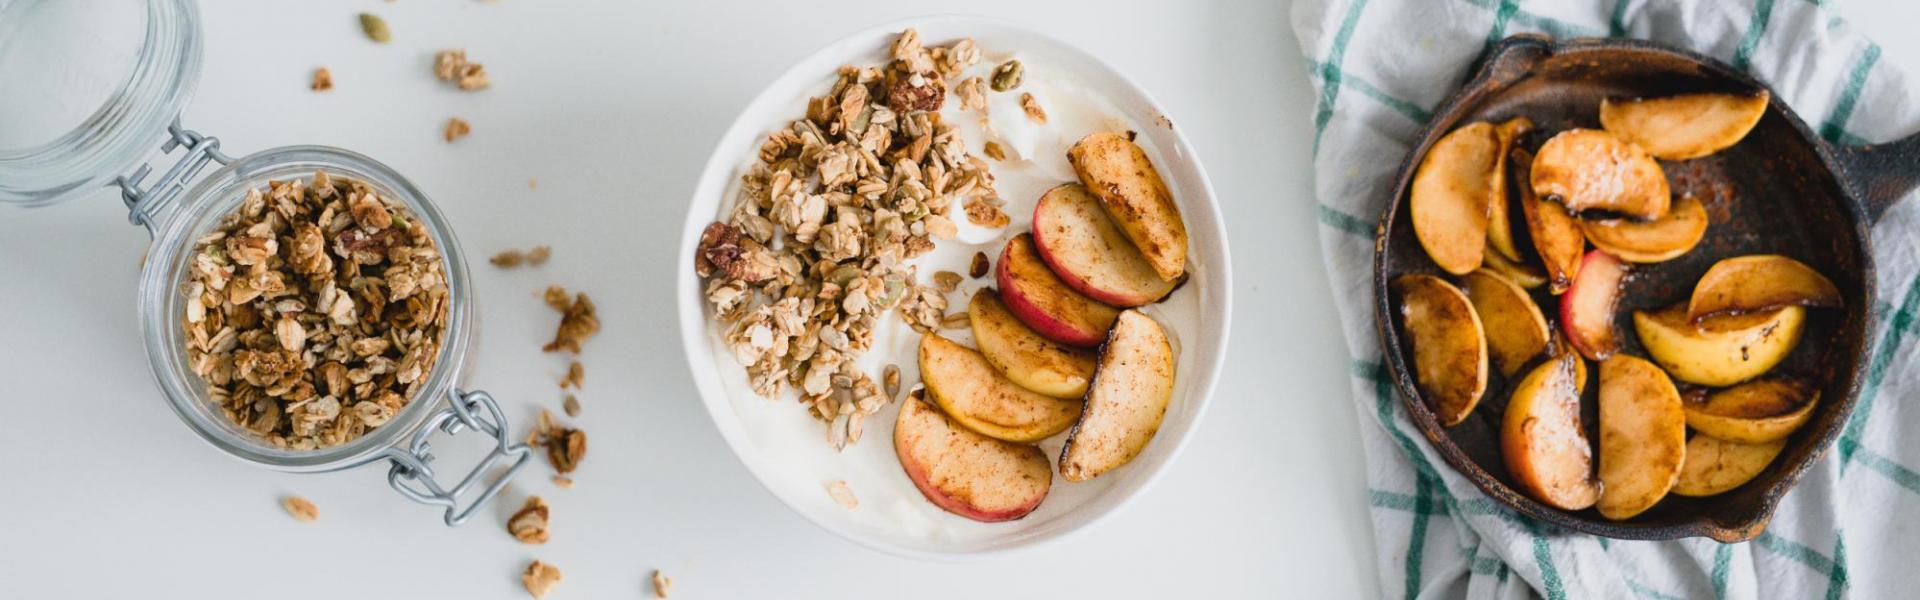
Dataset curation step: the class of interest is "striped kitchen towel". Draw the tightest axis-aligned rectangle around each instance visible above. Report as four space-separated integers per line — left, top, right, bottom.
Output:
1292 1 1920 598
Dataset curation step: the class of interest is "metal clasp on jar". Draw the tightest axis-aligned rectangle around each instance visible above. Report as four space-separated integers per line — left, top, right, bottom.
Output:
383 388 533 526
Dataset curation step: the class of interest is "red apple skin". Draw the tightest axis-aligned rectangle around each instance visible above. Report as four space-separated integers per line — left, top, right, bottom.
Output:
894 396 1051 522
1560 249 1626 361
1031 184 1180 307
996 234 1121 347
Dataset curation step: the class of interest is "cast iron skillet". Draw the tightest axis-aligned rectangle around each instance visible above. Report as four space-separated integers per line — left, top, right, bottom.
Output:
1374 34 1918 541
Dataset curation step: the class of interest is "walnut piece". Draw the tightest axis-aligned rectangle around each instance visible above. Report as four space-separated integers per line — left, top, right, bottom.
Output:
507 496 550 544
522 561 562 599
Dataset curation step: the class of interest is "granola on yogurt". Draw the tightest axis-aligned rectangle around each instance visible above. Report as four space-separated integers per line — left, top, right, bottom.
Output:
694 29 1004 449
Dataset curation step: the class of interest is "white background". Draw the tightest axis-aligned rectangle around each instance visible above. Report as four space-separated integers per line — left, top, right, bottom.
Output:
2 1 1916 598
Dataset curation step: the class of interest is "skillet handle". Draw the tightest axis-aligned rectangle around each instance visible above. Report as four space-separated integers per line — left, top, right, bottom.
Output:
1836 132 1920 225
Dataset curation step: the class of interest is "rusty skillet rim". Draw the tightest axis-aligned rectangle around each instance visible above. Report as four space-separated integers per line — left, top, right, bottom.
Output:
1370 34 1877 542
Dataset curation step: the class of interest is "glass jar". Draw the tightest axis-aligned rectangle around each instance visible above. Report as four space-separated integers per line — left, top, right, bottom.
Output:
1 0 529 525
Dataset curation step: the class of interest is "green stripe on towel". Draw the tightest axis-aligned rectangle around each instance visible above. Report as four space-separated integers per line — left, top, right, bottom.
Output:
1731 0 1776 71
1820 43 1881 143
1313 0 1374 152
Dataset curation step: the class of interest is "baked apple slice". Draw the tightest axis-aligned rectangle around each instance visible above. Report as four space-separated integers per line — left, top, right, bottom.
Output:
1596 354 1687 520
1671 434 1785 497
997 233 1121 347
1066 132 1188 281
1513 147 1585 293
1410 122 1498 275
920 333 1083 443
1393 274 1488 426
1633 304 1805 387
1030 183 1180 306
1486 117 1534 262
1579 196 1709 263
1560 249 1627 361
894 394 1052 522
968 289 1097 400
1059 309 1175 482
1687 255 1842 323
1460 269 1549 377
1501 354 1601 510
1482 248 1549 289
1531 128 1670 219
1684 378 1818 443
1600 91 1769 160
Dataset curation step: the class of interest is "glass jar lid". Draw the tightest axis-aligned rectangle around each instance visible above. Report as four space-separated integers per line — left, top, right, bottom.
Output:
0 0 202 206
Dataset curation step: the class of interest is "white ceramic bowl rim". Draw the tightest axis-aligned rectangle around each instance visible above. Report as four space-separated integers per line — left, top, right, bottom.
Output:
676 14 1233 559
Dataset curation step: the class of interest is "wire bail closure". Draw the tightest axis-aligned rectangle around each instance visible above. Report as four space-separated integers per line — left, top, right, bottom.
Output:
383 388 533 526
112 118 231 234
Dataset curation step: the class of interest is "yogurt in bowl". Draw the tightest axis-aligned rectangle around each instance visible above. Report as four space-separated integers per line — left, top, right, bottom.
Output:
677 15 1231 557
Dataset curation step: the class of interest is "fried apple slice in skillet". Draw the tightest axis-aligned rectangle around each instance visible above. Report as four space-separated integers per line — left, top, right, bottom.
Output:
1513 147 1585 293
894 393 1052 522
1672 434 1785 498
1066 132 1188 281
1482 247 1548 289
1030 183 1180 307
1486 117 1534 262
997 233 1121 347
1502 353 1601 511
968 288 1097 400
1560 249 1627 361
1532 128 1671 220
1460 269 1549 378
1411 122 1499 275
1686 255 1842 323
1634 304 1805 387
1684 378 1818 443
1579 196 1709 263
920 333 1083 443
1059 309 1175 482
1596 354 1687 520
1600 91 1770 160
1393 274 1488 426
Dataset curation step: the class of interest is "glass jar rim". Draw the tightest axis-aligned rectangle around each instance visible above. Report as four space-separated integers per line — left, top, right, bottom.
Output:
138 144 474 472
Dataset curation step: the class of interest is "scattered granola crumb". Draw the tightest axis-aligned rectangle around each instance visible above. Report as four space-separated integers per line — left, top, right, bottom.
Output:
939 311 971 330
955 76 988 113
964 196 1010 228
562 394 580 417
883 364 901 401
358 13 391 43
491 249 526 267
970 251 991 278
528 177 538 190
526 245 551 266
532 411 587 474
282 496 318 522
651 569 673 598
522 560 562 599
543 285 572 311
560 361 583 389
553 475 573 489
982 141 1006 161
433 49 489 90
444 117 471 143
507 496 550 544
932 271 961 293
310 67 333 92
543 291 600 353
828 480 859 509
1020 92 1048 124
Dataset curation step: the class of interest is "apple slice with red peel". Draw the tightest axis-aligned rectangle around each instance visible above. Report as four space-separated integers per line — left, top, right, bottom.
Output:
1560 249 1627 361
1531 128 1671 219
1580 196 1709 263
920 333 1084 443
1513 147 1585 294
1687 254 1842 323
1394 274 1488 426
894 393 1053 522
1600 91 1769 160
996 233 1121 347
1501 354 1601 510
1059 309 1176 482
1067 132 1189 281
1031 183 1180 307
1411 122 1498 275
968 289 1097 400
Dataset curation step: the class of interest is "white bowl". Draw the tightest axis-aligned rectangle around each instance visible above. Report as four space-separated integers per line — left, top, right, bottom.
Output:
676 15 1232 558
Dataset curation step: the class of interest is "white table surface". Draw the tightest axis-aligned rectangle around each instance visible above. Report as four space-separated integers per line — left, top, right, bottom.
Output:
1 1 1914 598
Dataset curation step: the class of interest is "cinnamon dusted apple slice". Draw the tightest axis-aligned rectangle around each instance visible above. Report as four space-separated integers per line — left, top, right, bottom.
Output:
1393 274 1488 425
894 394 1052 522
1597 354 1687 520
1532 129 1671 219
968 288 1097 400
1502 353 1601 510
1633 304 1805 387
1410 122 1499 275
1600 91 1769 160
1560 249 1627 361
1687 255 1842 323
1059 309 1175 482
1460 269 1549 377
1514 147 1585 293
1483 248 1549 289
1672 434 1785 497
1486 117 1535 262
1066 133 1188 281
1684 378 1818 443
1030 183 1180 307
920 333 1083 443
1580 196 1709 263
997 233 1121 347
